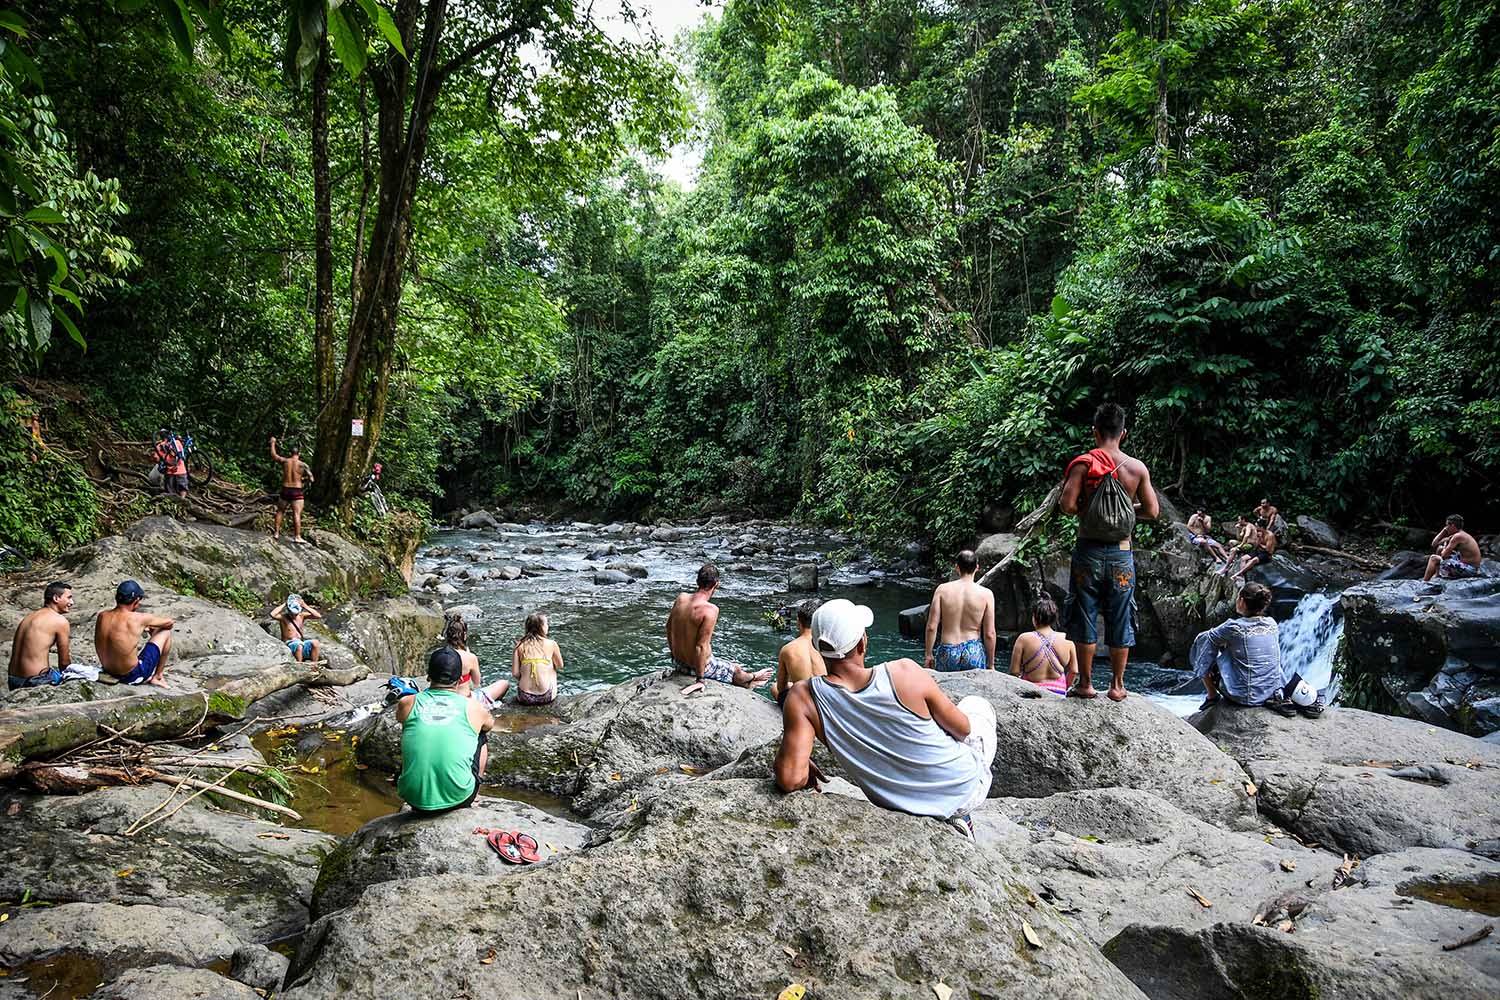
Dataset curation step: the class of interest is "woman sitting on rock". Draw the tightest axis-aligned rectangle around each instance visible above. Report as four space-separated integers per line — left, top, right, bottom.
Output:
511 612 563 707
445 612 509 710
1190 583 1283 710
1008 594 1075 695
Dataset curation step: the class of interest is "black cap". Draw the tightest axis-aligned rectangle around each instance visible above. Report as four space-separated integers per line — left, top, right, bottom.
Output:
116 580 146 604
427 646 464 685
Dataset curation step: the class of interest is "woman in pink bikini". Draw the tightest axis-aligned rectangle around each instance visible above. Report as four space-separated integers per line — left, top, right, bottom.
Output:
1008 594 1076 696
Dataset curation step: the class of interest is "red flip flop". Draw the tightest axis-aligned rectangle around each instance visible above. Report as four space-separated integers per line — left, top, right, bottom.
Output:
511 830 542 864
487 830 524 864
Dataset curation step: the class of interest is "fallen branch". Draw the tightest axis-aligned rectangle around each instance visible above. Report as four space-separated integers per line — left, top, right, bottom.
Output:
1442 924 1493 952
1291 544 1388 571
143 770 302 821
979 484 1062 588
127 764 248 837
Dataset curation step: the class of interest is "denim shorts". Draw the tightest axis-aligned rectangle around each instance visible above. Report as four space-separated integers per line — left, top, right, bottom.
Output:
1063 542 1137 648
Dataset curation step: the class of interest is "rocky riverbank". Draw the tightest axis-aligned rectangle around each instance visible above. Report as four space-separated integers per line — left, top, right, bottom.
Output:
2 515 1497 998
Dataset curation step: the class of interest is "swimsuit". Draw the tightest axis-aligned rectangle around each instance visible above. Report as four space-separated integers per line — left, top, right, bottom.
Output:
516 685 557 706
278 487 305 504
673 655 738 685
932 637 987 672
1018 631 1068 695
286 638 316 659
123 643 161 685
1439 555 1480 579
8 668 62 691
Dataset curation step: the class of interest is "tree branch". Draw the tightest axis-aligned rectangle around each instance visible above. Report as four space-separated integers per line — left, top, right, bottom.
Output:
436 20 535 81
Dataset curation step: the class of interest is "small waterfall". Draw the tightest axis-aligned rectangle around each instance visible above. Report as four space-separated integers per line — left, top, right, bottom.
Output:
1279 592 1343 699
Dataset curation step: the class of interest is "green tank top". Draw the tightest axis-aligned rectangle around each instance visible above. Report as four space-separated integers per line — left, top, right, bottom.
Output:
396 689 479 812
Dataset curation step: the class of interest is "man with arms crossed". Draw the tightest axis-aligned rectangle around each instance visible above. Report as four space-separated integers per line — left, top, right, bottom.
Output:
270 436 314 545
95 580 173 687
775 599 997 839
667 563 771 688
7 581 74 690
1059 402 1159 701
1425 514 1483 582
924 549 997 672
771 599 824 705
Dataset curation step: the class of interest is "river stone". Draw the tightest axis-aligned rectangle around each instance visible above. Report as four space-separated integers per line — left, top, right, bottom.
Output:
593 569 634 585
282 779 1147 1000
788 562 818 591
493 565 523 581
459 510 500 530
934 671 1258 831
976 787 1330 946
444 602 483 623
0 902 241 974
1193 701 1500 858
1103 846 1500 998
585 544 616 560
974 531 1022 571
648 526 685 542
521 544 544 554
229 943 290 992
311 798 591 917
0 785 334 943
89 965 260 1000
433 582 458 597
1340 576 1500 735
340 595 443 678
1295 515 1341 549
603 561 648 579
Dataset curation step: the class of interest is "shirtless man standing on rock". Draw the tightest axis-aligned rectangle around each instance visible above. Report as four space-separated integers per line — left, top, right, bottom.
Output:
772 599 824 704
924 550 996 672
668 563 771 688
95 580 173 687
270 436 313 545
1425 514 1483 582
7 581 74 690
1059 402 1159 701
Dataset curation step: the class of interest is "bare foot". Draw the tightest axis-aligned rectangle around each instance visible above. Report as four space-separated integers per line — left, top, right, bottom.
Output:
147 677 169 688
1107 686 1128 702
1069 685 1098 699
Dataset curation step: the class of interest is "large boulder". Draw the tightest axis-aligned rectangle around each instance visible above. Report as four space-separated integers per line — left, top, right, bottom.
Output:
977 787 1329 945
1103 846 1500 999
283 778 1147 1000
458 510 500 530
1340 577 1500 735
935 671 1258 830
1193 702 1500 858
1295 516 1341 549
340 595 443 678
0 902 241 980
88 965 261 1000
0 784 335 942
788 562 818 591
311 798 590 917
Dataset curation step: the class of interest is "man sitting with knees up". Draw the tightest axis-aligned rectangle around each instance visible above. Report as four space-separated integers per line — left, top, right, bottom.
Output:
1189 582 1283 710
774 599 997 839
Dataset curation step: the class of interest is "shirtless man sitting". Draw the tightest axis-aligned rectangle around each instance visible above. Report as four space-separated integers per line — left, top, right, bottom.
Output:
771 599 824 705
270 436 314 545
7 581 74 690
1187 509 1230 564
1425 514 1483 582
95 580 173 687
1232 525 1278 580
667 563 771 688
271 593 323 663
924 550 996 672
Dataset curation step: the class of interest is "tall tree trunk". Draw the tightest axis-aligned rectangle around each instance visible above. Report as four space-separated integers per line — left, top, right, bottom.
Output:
1154 3 1171 174
312 37 336 413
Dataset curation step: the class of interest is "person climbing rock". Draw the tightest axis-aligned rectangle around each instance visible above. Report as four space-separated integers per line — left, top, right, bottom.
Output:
667 563 770 688
1058 402 1160 701
924 550 996 672
7 581 74 690
775 599 997 839
395 647 497 815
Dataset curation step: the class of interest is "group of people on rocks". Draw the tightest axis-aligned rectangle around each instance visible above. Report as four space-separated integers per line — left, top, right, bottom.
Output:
7 579 173 690
148 432 315 546
1185 498 1286 580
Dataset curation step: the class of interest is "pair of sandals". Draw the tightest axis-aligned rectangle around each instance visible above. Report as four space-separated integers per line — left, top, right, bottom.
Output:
1267 692 1325 719
487 829 542 865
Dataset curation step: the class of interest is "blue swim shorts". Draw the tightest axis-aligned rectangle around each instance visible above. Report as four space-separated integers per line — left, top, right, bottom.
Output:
933 637 988 672
124 642 162 685
8 667 62 690
287 638 317 660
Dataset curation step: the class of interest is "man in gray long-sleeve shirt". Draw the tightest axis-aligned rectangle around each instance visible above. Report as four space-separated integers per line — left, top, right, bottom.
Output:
1191 582 1282 708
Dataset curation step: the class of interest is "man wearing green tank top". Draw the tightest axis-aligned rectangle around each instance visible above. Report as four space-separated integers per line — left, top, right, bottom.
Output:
396 647 497 814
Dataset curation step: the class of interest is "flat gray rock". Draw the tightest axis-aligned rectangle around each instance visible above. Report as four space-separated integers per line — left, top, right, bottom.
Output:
0 901 240 973
89 965 260 1000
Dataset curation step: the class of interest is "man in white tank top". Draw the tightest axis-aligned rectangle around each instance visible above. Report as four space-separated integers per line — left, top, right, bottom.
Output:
774 600 998 838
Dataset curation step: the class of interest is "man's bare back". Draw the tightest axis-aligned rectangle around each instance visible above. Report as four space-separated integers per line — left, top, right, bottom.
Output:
667 592 716 672
773 632 823 700
931 579 991 645
96 606 173 686
8 608 70 681
1061 448 1158 549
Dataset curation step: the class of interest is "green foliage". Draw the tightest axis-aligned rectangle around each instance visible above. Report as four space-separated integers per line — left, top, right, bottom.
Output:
0 387 98 555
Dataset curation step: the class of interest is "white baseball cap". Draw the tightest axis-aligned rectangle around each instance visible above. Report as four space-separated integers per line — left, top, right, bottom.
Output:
811 598 874 658
1290 678 1317 707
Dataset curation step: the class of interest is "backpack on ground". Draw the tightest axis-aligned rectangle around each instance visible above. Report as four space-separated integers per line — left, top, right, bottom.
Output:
1074 452 1136 543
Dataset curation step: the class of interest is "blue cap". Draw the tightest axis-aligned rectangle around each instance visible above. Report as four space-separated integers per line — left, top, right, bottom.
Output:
116 580 146 604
